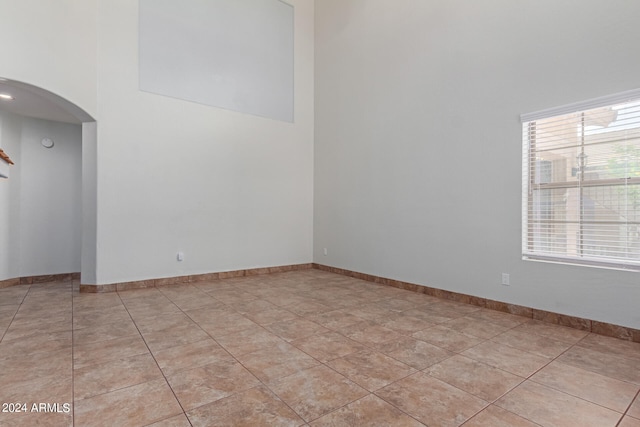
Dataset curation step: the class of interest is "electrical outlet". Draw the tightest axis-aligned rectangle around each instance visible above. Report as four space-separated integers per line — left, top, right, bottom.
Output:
177 252 184 262
323 248 328 256
501 273 510 286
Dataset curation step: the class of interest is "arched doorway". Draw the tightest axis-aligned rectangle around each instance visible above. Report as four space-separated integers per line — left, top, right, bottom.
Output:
0 78 96 285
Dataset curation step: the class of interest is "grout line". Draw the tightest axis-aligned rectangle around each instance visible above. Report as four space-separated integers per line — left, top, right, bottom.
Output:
174 293 309 421
71 280 76 427
617 388 640 427
115 290 194 427
0 288 28 344
56 270 640 426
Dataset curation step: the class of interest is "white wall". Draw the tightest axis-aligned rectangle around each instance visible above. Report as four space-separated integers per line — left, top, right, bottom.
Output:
18 117 82 276
314 0 640 328
0 112 22 281
0 113 81 280
0 0 97 118
0 0 98 281
94 0 314 284
81 122 98 284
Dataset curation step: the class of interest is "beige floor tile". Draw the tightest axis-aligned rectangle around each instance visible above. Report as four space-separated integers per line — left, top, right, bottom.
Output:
577 333 640 361
309 310 365 330
620 416 640 427
513 319 589 343
73 292 123 310
214 325 285 356
0 348 72 384
237 341 320 382
157 284 204 299
266 317 330 342
152 338 234 375
327 349 416 391
426 355 523 401
73 335 150 369
74 378 182 427
265 294 309 308
496 381 621 427
462 405 540 427
74 352 163 400
170 294 224 311
461 340 551 377
246 306 299 325
0 288 29 306
341 321 402 346
374 298 420 312
11 311 71 327
167 359 261 410
225 298 278 314
186 385 304 427
0 371 72 406
467 309 528 328
140 322 211 352
207 290 258 305
72 317 140 346
412 325 483 352
558 345 640 385
431 300 482 316
189 309 258 337
146 413 193 427
2 318 72 342
0 304 18 317
126 300 185 317
629 394 640 419
291 331 368 362
0 330 71 357
442 317 510 339
373 312 433 335
73 306 132 329
0 410 72 427
373 336 453 370
268 365 368 422
420 305 469 320
375 372 487 427
134 312 198 334
310 394 425 427
403 306 459 325
191 280 234 293
491 329 573 359
348 304 398 322
530 361 638 413
288 300 334 317
3 270 639 427
118 288 170 303
181 305 232 322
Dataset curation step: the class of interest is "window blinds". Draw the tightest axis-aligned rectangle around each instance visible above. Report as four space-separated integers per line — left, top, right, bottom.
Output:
522 90 640 271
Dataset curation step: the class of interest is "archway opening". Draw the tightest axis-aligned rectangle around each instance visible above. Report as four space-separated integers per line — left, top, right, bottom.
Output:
0 78 96 286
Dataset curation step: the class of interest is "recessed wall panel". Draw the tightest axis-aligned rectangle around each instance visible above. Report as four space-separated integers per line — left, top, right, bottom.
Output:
139 0 294 122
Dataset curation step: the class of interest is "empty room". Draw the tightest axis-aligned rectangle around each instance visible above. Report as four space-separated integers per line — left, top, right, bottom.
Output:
0 0 639 426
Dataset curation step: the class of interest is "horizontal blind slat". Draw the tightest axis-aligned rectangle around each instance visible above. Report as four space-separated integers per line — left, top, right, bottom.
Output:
522 93 640 270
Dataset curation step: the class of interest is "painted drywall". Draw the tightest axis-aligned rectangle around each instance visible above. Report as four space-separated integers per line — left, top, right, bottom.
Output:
314 0 640 328
0 112 22 281
0 0 97 118
81 122 98 284
94 0 314 284
139 0 294 122
18 117 82 276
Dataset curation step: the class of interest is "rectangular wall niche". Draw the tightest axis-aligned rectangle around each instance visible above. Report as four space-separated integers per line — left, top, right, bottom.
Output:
139 0 294 122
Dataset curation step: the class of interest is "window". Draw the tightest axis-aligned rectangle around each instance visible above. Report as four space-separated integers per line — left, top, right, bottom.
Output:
522 90 640 271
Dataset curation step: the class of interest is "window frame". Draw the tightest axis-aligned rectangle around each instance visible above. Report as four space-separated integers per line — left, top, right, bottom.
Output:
521 89 640 272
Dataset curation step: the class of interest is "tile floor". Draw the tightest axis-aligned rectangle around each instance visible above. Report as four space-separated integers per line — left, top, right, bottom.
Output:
0 269 639 426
